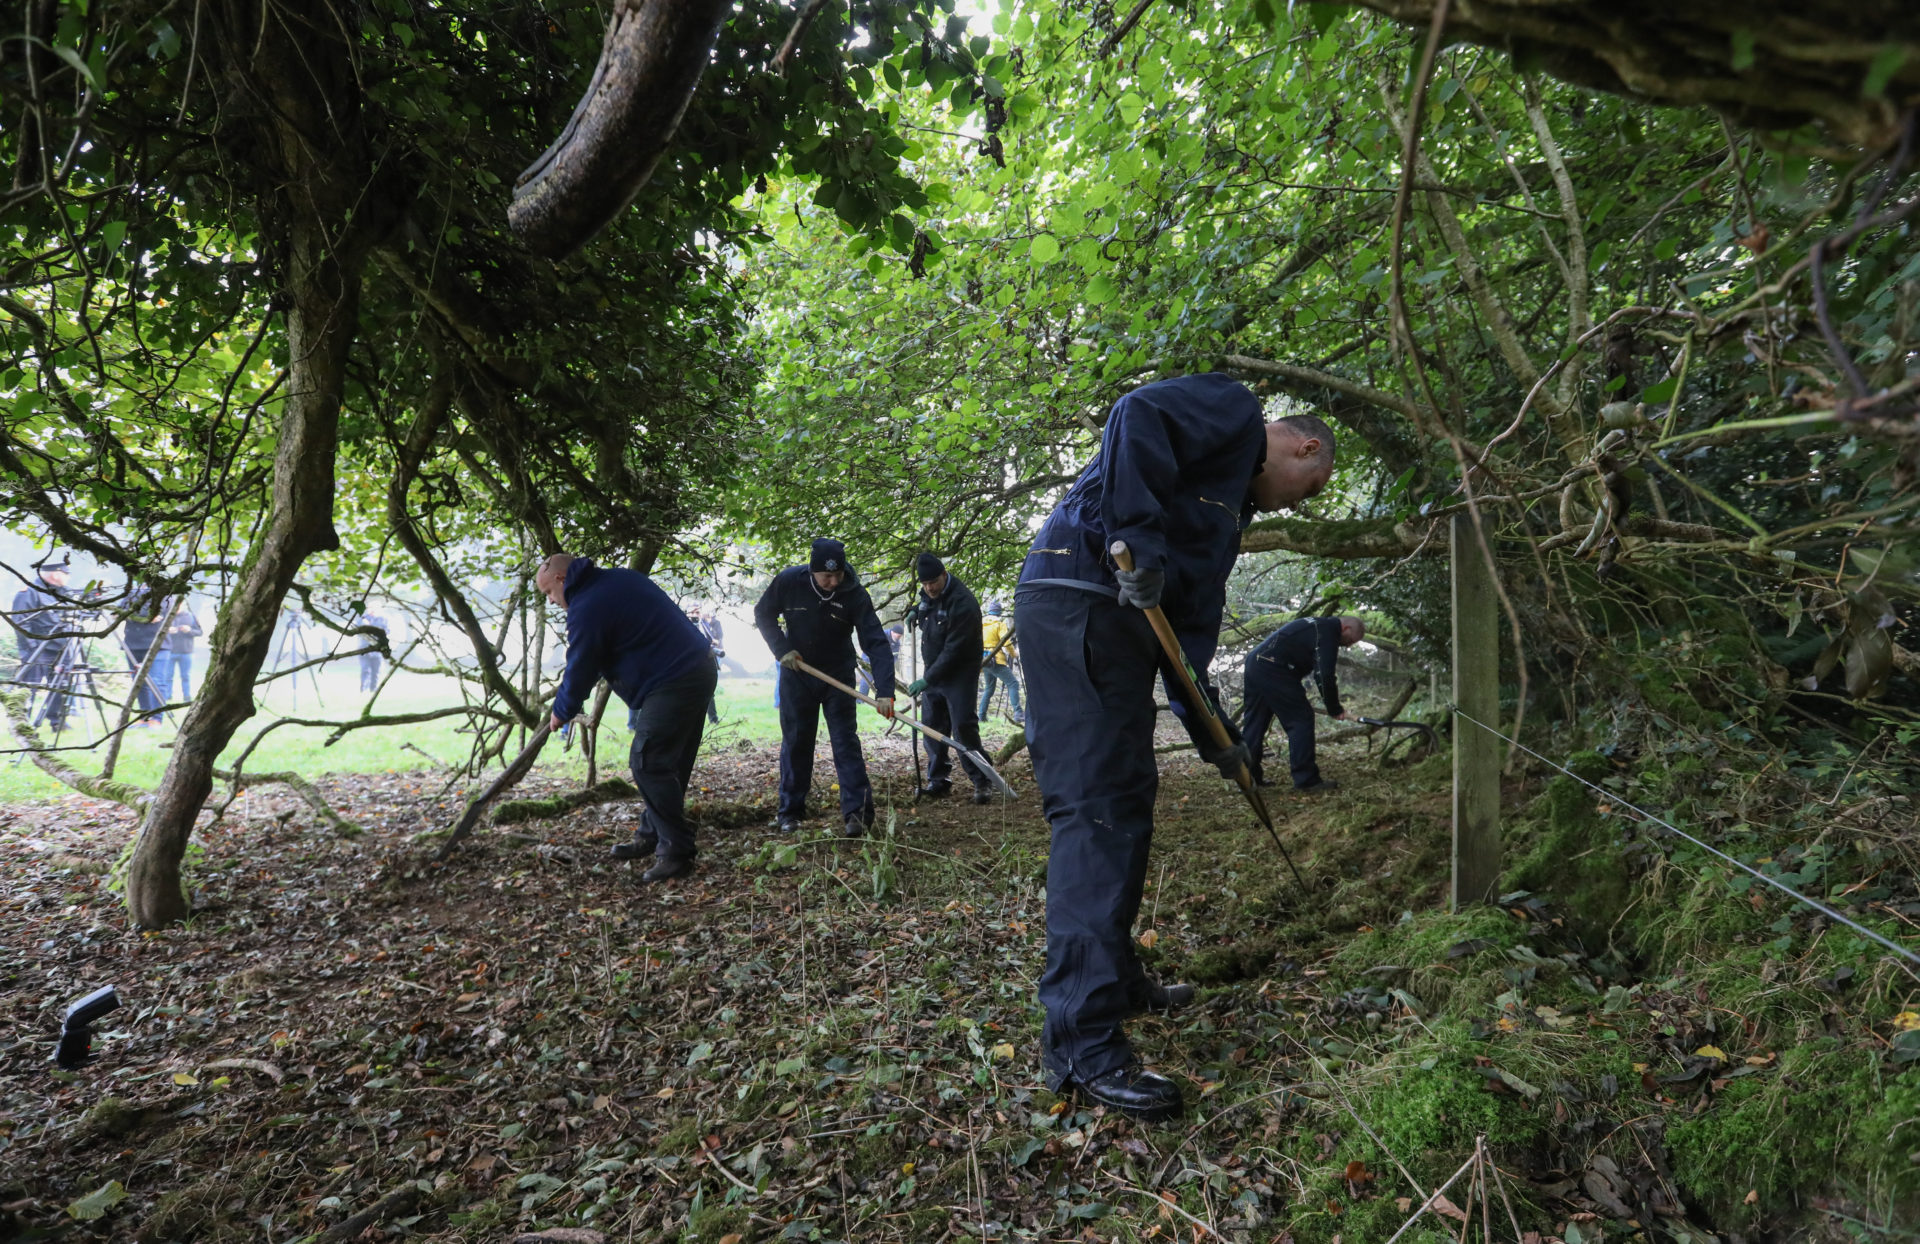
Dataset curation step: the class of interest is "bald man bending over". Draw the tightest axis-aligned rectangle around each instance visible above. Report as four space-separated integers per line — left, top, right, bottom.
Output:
540 553 719 882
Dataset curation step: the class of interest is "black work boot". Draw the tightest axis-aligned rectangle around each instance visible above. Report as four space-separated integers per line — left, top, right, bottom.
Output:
843 813 868 838
641 856 694 883
1295 778 1340 795
970 788 995 805
918 782 953 801
1074 1065 1183 1122
1146 981 1196 1012
776 815 802 834
610 831 659 861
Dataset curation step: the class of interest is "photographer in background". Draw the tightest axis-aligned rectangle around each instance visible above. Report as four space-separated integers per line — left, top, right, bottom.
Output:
10 554 75 731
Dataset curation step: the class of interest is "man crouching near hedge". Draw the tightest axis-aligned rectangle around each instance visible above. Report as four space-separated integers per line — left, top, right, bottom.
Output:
539 553 718 882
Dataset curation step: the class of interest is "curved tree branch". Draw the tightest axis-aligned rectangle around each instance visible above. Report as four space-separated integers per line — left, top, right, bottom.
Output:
509 0 733 257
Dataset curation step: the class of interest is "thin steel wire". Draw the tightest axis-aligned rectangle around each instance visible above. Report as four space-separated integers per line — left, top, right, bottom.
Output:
1449 705 1920 968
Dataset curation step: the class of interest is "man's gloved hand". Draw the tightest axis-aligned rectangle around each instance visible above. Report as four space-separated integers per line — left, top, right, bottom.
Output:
779 650 803 672
905 678 927 697
875 697 895 719
1197 737 1251 782
1115 564 1165 610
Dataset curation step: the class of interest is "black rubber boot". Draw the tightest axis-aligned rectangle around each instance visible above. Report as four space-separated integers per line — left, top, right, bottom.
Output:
1146 981 1196 1012
641 856 694 883
1074 1065 1183 1122
611 831 659 861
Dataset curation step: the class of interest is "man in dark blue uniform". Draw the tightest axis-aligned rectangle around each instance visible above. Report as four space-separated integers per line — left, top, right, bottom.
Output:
122 589 166 724
1015 373 1337 1120
541 553 718 882
1243 615 1364 793
904 553 993 804
754 538 897 837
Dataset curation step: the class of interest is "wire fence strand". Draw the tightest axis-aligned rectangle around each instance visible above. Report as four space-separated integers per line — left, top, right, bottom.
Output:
1448 704 1920 969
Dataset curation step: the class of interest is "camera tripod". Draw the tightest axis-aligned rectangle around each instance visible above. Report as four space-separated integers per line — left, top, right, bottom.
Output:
16 633 110 748
269 611 326 710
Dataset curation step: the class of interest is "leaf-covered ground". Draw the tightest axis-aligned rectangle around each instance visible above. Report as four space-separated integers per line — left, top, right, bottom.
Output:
2 726 1914 1243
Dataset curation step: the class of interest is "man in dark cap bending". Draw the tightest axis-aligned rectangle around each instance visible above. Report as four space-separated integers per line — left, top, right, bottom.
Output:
1242 615 1364 793
905 553 995 804
754 538 896 837
1015 373 1337 1120
541 553 718 882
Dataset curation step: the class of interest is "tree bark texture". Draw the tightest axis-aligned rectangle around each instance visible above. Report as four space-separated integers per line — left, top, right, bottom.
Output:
1338 1 1919 146
509 0 734 256
124 3 383 927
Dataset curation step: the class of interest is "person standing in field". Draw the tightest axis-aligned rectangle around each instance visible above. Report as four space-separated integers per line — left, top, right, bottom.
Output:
753 538 897 837
977 599 1022 725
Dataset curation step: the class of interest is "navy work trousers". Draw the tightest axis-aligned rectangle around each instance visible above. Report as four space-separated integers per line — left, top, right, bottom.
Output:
1016 584 1162 1088
777 664 874 825
1242 669 1320 788
630 656 718 861
921 676 990 791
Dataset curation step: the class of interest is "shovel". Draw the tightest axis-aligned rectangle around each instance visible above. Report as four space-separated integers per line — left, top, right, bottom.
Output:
787 655 1017 800
1110 541 1308 894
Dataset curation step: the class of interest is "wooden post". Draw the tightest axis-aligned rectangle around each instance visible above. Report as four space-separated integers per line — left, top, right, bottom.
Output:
1450 513 1500 909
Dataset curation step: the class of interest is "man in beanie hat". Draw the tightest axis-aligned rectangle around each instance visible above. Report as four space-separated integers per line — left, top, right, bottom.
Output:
754 538 897 836
905 553 994 803
11 553 75 731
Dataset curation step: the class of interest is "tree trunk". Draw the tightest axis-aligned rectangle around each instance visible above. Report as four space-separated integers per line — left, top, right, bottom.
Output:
123 4 375 927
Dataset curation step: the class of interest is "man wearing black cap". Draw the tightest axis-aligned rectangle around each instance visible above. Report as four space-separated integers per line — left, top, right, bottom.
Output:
905 554 994 803
10 555 75 731
1014 373 1338 1121
754 538 897 836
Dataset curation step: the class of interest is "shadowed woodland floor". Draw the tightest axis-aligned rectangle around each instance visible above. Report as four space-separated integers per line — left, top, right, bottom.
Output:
2 726 1913 1243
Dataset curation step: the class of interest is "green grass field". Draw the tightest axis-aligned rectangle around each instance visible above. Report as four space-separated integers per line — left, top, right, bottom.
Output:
0 663 901 804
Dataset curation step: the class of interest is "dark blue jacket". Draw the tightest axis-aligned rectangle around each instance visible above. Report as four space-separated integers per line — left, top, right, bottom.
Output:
10 578 67 658
913 572 982 687
1248 617 1344 719
754 566 897 696
1018 372 1266 699
551 560 710 721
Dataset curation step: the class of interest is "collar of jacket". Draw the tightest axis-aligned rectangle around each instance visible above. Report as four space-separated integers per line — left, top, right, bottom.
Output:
563 557 601 604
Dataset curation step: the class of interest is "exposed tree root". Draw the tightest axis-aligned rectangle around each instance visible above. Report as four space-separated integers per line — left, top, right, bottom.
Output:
0 690 152 813
492 778 638 825
212 767 363 837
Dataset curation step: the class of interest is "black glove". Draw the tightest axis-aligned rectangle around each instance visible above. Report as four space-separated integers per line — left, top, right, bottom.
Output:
1115 565 1164 610
1197 737 1250 782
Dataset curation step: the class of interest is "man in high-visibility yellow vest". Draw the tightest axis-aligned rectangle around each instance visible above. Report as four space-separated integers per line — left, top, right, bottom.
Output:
977 600 1022 725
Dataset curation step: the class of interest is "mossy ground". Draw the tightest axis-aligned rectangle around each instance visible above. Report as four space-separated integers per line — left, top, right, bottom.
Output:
2 716 1913 1242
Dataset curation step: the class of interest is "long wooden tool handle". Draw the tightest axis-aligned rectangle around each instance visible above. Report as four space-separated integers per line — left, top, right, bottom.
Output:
790 656 956 750
1110 541 1275 834
791 655 1016 798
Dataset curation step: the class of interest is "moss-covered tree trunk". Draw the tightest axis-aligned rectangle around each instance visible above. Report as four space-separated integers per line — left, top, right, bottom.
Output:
124 3 380 928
